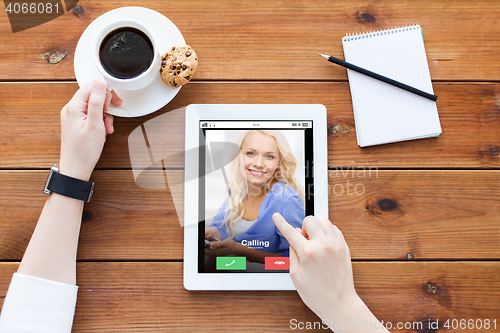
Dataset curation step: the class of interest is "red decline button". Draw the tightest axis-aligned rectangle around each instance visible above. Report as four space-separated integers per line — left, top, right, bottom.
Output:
265 257 290 270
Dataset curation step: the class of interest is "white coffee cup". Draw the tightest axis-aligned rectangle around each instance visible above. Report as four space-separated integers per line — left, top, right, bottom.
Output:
93 19 160 91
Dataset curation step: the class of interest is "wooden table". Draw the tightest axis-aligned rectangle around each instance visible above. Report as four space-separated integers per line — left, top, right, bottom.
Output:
1 0 499 331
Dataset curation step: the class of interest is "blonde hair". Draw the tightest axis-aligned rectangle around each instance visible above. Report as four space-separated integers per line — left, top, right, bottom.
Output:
222 130 304 239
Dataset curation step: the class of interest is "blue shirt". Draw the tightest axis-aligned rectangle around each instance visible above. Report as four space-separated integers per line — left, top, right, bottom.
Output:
209 182 305 257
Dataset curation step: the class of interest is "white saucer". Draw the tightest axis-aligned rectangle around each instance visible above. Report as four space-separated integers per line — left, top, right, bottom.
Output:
74 7 185 117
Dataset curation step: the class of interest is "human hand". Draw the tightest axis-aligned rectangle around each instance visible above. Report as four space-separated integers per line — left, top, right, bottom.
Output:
205 227 222 241
272 213 361 323
59 81 122 181
206 239 240 257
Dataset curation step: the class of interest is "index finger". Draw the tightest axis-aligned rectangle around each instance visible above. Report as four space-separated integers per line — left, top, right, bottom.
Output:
273 213 306 249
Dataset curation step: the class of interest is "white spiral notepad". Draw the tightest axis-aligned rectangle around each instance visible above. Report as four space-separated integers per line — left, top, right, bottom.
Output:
342 25 441 147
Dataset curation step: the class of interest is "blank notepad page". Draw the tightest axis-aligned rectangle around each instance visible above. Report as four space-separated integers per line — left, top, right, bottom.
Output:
342 25 441 147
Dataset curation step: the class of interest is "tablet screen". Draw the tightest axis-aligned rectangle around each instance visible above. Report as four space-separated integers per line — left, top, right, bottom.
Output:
198 120 315 273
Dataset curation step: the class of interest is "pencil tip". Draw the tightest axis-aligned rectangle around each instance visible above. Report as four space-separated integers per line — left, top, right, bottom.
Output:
318 54 328 59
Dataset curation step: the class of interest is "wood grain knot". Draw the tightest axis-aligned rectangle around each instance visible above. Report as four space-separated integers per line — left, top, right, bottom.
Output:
366 196 404 221
427 283 438 295
355 9 377 24
82 208 95 223
377 198 397 211
329 124 343 135
328 122 353 137
72 5 84 16
44 50 67 64
489 145 499 156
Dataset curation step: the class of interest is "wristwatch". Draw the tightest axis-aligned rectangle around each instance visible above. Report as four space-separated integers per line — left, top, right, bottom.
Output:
43 164 95 202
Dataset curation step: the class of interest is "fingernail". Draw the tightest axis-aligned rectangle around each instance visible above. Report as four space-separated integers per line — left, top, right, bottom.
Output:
273 213 280 219
94 83 105 93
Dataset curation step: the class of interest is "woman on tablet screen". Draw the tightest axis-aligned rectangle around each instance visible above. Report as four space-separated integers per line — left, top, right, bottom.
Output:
205 130 305 263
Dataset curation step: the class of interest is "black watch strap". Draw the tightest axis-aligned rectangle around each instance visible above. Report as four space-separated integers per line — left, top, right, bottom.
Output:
44 165 95 202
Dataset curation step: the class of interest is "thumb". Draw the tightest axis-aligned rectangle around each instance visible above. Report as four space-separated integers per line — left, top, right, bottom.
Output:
87 82 107 127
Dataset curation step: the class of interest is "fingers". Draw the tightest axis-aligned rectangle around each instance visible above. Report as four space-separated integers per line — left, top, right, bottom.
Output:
209 239 229 249
301 215 327 239
289 246 300 271
318 217 337 237
205 227 221 240
103 90 112 112
273 213 306 249
103 113 114 134
110 90 123 106
288 246 300 283
86 82 107 127
69 81 96 107
332 224 346 242
70 81 122 110
295 227 310 240
102 88 122 113
102 90 115 134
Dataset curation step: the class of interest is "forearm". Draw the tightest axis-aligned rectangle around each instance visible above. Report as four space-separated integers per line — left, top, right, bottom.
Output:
15 82 115 287
17 192 84 285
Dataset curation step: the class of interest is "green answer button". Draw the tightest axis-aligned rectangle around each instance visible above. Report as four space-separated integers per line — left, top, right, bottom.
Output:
216 257 246 270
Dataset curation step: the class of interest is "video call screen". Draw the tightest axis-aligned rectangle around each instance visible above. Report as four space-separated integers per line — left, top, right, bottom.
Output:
198 120 315 273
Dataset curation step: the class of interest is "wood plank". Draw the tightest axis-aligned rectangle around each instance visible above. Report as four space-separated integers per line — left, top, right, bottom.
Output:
0 170 182 261
0 170 498 261
331 170 500 260
0 262 498 332
0 82 499 169
0 1 499 81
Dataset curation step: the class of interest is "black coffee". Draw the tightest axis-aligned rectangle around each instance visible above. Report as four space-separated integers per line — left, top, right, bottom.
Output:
99 27 154 79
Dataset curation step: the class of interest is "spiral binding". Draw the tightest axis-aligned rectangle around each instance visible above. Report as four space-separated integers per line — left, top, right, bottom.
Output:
342 25 420 43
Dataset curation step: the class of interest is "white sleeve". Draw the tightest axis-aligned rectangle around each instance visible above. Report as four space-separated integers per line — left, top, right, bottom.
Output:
0 273 78 333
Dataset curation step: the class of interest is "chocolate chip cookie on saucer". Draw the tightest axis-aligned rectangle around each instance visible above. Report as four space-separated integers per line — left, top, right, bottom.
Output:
160 45 198 87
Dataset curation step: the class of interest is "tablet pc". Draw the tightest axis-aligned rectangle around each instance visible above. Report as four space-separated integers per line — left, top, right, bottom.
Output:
183 104 328 290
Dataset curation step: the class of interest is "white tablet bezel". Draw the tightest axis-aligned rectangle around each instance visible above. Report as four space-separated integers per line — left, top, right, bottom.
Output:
183 104 328 290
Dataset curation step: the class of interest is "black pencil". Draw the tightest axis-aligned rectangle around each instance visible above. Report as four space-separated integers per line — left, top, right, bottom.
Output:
319 54 438 102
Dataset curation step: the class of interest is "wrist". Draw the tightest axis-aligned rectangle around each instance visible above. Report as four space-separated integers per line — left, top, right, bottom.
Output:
320 294 362 329
58 160 93 182
325 294 386 333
